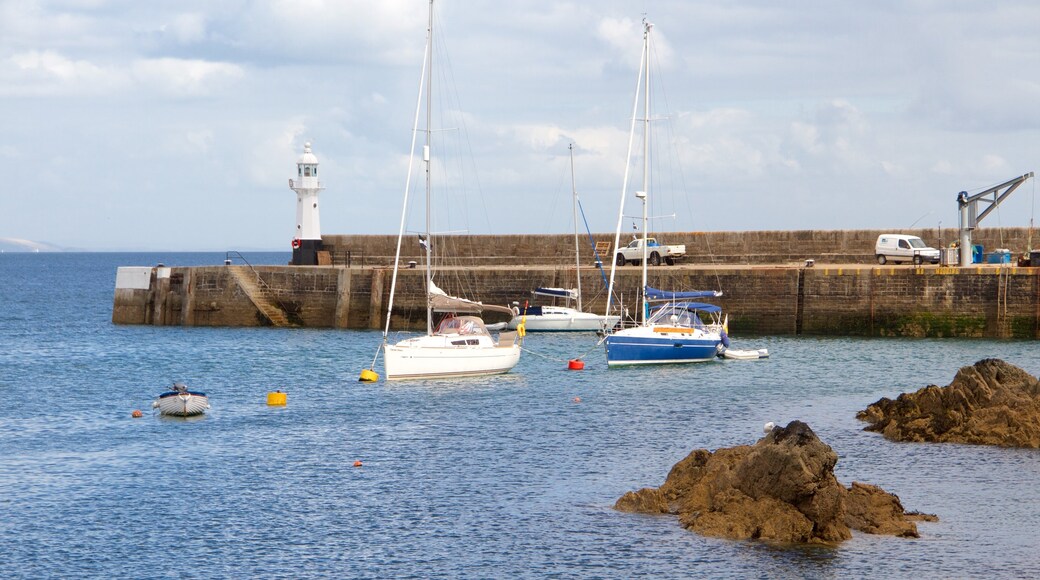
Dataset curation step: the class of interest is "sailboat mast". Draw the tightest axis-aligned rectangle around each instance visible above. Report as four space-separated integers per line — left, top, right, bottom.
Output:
570 143 582 312
604 22 649 325
424 0 434 336
639 20 651 325
379 0 431 346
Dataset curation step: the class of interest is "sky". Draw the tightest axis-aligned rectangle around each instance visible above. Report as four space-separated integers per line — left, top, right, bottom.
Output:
1 0 1039 251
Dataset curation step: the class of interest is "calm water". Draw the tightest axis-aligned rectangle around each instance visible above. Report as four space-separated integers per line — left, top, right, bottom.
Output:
1 253 1039 579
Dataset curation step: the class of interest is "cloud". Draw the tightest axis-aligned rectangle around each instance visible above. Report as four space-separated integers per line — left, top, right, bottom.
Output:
2 50 125 96
595 16 675 70
163 13 208 44
2 1 1040 248
247 119 309 187
2 51 243 98
130 57 243 97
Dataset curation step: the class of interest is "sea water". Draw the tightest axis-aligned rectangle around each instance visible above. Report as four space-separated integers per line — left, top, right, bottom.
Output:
1 253 1039 579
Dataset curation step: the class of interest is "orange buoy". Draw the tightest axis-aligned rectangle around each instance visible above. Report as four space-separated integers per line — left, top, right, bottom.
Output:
131 409 143 418
353 460 363 467
572 396 581 403
568 359 585 370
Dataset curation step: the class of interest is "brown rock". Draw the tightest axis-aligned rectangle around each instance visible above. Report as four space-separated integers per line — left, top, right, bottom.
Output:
615 488 668 514
845 482 919 537
857 359 1040 447
615 421 931 544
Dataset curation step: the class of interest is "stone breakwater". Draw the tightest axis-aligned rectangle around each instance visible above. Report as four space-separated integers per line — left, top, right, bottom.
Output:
614 421 936 543
857 359 1040 447
113 260 1040 338
320 228 1037 267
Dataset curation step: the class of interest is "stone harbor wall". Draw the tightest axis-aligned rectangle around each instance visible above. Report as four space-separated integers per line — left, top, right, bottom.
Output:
112 261 1040 338
321 227 1037 267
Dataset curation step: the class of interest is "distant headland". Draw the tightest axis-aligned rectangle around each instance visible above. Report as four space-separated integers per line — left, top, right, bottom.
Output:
0 238 63 252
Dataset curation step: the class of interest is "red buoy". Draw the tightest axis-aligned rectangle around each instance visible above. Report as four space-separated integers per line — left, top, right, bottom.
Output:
131 410 143 418
568 359 585 370
353 460 363 468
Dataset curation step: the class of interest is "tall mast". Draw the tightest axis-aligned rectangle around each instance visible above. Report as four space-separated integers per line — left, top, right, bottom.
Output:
639 20 651 324
570 143 582 312
379 0 431 345
604 17 649 326
423 0 434 335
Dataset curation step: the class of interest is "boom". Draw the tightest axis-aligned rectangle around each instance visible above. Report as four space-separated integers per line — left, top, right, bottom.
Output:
957 172 1033 266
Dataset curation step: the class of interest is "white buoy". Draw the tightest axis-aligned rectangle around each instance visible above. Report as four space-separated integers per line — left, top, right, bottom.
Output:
763 421 776 433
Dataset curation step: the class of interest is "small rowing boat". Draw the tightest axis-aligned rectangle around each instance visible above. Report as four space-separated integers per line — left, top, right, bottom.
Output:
721 348 770 360
152 383 210 416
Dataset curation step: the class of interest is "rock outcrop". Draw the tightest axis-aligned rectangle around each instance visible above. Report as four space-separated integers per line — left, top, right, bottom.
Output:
615 421 932 544
857 359 1040 447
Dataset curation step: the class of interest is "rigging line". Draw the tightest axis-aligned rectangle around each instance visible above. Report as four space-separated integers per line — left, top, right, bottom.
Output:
543 152 570 234
429 9 493 303
605 26 648 320
577 199 611 293
373 12 432 369
427 44 468 300
647 19 724 294
432 8 494 238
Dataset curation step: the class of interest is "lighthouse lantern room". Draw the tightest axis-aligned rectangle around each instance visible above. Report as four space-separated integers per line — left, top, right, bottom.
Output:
288 142 325 265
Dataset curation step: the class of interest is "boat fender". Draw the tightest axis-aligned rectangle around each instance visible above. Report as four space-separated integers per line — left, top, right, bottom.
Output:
721 329 731 348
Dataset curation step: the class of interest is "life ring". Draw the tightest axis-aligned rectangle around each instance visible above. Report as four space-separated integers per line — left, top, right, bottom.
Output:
291 239 301 249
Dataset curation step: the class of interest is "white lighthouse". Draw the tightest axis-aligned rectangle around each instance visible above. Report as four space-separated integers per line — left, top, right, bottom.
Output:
288 142 325 265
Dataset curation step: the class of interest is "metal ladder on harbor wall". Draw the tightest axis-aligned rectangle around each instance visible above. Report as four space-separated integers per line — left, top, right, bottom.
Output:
224 254 297 327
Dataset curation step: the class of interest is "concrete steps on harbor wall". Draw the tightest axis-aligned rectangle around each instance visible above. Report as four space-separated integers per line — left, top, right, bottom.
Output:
227 266 296 327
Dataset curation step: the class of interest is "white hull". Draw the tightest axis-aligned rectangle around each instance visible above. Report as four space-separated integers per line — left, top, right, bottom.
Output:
153 393 210 416
507 307 619 332
722 348 769 360
385 332 521 381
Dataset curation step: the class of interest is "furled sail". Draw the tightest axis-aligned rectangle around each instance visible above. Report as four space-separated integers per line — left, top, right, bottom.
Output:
644 287 722 301
429 280 514 315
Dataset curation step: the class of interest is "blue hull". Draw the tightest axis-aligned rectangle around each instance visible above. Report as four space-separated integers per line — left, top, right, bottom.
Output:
605 334 721 365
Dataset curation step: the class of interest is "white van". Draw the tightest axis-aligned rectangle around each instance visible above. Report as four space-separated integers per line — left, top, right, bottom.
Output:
875 234 941 265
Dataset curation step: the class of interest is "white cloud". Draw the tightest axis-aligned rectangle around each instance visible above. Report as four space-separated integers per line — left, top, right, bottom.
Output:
248 120 309 187
2 1 1040 248
3 50 126 96
130 58 243 97
164 13 208 44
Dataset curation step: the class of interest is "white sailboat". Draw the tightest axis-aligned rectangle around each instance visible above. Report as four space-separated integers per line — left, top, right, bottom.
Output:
505 144 620 332
361 0 521 382
602 19 727 366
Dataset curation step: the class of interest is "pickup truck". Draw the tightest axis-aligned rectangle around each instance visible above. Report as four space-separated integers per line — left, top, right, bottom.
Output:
615 237 685 266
